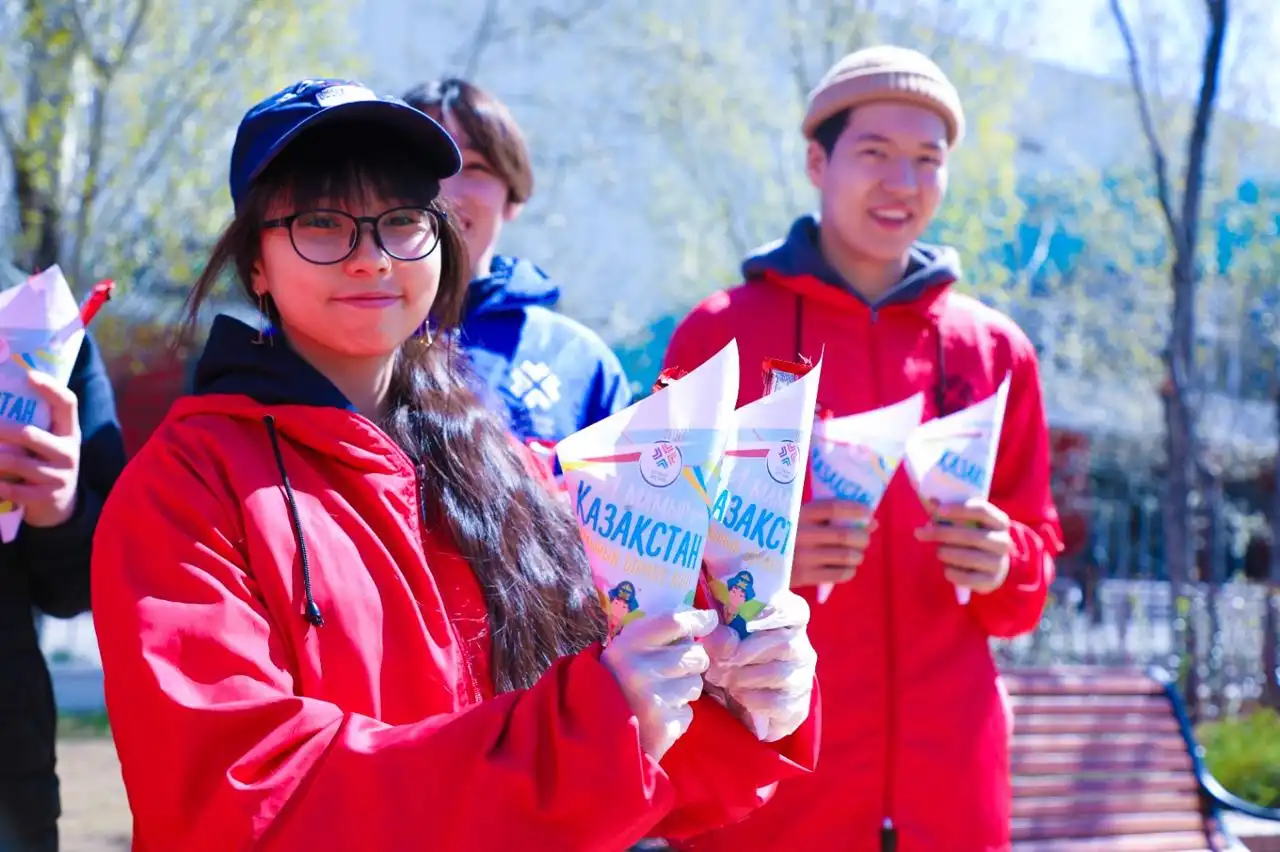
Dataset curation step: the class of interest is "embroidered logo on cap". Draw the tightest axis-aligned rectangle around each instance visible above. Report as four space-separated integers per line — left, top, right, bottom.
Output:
315 85 376 107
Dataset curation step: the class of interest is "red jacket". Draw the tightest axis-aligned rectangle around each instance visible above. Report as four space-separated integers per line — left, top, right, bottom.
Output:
91 316 818 852
662 223 1062 851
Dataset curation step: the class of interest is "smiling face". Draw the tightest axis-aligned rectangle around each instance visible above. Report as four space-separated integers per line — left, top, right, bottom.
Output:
253 196 443 361
403 79 533 281
806 101 950 264
231 121 470 397
727 585 747 613
438 113 522 279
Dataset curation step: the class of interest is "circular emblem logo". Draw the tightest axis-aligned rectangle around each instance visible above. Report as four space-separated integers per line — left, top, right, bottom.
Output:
766 440 800 484
639 440 683 488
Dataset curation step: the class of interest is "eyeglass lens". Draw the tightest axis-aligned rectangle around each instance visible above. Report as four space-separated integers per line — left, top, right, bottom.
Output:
290 208 440 263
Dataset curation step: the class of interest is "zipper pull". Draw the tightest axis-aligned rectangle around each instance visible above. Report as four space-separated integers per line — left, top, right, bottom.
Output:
880 817 897 852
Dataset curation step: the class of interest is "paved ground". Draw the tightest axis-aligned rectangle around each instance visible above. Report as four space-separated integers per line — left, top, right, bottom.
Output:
51 733 1280 851
57 737 130 852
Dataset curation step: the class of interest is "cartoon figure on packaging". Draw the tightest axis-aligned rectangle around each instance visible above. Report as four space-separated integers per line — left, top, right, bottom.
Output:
710 570 765 639
604 581 645 638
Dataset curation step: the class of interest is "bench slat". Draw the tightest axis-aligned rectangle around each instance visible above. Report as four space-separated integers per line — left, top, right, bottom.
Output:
1003 672 1165 697
1003 665 1152 678
1011 733 1188 753
1013 790 1202 819
1004 667 1216 848
1010 695 1177 715
1011 812 1208 840
1012 832 1213 851
1011 749 1193 776
1014 714 1181 736
1013 773 1199 798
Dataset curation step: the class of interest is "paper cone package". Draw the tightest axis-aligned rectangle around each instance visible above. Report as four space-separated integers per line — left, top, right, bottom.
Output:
703 358 823 637
904 374 1012 604
0 266 87 542
556 341 740 640
810 392 925 604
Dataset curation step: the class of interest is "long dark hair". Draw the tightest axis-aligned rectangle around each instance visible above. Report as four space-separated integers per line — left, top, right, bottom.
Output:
182 123 605 693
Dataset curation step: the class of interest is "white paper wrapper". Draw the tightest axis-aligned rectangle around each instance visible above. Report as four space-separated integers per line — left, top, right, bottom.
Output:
703 359 823 635
556 341 740 641
700 359 822 739
904 374 1012 604
810 392 925 604
0 266 85 542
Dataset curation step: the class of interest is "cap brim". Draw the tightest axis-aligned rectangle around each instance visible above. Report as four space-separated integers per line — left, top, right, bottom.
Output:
248 99 463 187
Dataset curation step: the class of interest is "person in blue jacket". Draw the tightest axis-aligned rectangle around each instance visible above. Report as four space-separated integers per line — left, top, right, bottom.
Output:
402 79 632 446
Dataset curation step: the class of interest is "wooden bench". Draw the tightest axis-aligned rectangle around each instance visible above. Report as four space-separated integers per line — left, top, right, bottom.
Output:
1004 665 1280 850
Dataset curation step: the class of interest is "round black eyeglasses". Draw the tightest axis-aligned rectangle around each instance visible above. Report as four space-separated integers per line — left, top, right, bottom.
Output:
261 206 445 265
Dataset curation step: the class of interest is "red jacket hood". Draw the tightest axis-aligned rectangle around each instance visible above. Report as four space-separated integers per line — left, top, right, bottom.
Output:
178 314 409 473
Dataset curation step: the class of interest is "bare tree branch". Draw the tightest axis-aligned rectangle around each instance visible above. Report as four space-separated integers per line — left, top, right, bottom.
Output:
1180 0 1228 254
456 0 500 80
70 0 155 280
90 0 265 234
65 0 149 73
0 104 17 158
1017 217 1057 290
1108 0 1179 241
821 0 841 75
89 47 241 234
93 0 258 199
783 0 813 103
451 0 609 77
109 0 152 72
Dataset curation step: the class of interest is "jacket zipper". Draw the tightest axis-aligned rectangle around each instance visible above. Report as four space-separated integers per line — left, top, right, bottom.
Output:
869 308 899 852
416 463 483 706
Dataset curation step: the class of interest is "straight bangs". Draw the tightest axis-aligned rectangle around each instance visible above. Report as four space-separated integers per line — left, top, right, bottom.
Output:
252 122 443 216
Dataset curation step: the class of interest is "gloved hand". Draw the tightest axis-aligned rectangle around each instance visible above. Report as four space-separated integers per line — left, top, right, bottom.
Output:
702 591 817 742
601 609 719 762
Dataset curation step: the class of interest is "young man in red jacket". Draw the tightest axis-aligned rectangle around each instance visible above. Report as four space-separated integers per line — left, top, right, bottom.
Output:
663 45 1063 852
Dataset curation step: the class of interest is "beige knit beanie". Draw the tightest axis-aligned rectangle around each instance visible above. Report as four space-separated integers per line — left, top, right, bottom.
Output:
802 45 965 148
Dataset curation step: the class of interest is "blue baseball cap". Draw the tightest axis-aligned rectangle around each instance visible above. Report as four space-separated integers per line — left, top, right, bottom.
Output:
229 78 463 212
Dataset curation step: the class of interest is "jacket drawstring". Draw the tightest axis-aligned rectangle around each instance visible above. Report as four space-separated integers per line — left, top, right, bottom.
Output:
792 294 949 416
932 321 948 417
263 415 325 627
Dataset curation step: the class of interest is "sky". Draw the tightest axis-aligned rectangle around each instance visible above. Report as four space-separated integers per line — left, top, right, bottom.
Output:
1028 0 1279 127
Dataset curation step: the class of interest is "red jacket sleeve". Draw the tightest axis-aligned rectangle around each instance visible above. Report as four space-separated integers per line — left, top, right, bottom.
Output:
93 427 811 851
969 337 1065 639
656 583 820 839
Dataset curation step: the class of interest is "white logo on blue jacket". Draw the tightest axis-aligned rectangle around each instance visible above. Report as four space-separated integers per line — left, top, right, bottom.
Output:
509 360 562 411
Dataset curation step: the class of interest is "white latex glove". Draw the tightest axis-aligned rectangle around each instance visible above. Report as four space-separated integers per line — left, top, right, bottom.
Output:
703 591 817 742
601 609 719 762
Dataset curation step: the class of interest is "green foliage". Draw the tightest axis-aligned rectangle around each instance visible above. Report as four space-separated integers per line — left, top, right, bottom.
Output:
626 1 1039 310
1198 707 1280 808
58 710 112 739
0 0 359 307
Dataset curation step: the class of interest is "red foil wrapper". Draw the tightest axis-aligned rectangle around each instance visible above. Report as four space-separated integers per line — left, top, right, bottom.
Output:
762 356 815 395
78 279 116 328
651 366 687 394
762 357 829 502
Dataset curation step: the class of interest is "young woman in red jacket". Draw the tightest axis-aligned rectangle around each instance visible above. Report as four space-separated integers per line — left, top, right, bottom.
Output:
91 79 819 852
